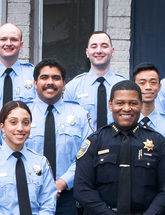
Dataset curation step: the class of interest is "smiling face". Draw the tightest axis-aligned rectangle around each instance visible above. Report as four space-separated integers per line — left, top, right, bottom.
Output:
0 107 31 151
86 33 114 71
0 23 23 64
109 90 142 130
134 70 161 103
34 65 65 104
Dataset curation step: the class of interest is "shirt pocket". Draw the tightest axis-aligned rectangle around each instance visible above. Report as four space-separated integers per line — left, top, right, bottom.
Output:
78 96 95 112
27 174 43 204
58 125 82 154
0 176 15 204
133 158 157 186
26 129 44 154
14 87 36 102
94 153 117 183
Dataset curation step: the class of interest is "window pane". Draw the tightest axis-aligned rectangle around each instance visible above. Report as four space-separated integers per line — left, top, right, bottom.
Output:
43 0 95 82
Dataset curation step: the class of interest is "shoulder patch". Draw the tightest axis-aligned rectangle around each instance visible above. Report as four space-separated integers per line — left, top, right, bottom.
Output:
77 139 91 159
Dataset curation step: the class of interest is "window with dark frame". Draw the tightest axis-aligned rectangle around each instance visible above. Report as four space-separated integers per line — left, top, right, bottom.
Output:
43 0 95 82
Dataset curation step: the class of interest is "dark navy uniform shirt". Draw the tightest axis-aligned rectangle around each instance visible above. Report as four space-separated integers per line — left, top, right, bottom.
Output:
74 123 165 215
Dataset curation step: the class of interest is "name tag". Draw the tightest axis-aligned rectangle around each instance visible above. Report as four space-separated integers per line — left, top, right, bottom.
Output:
78 93 88 99
98 149 110 155
0 173 7 177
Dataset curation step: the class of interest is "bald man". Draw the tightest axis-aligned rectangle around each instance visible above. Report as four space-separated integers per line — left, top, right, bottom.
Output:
0 23 35 109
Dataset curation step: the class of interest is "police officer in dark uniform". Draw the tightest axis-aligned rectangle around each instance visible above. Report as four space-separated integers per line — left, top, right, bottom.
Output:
74 80 165 215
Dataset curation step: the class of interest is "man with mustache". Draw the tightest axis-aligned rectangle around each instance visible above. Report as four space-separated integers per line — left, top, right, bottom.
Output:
25 58 92 215
133 63 165 136
0 23 35 109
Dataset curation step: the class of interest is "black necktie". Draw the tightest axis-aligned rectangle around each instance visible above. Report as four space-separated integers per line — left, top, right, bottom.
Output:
3 68 13 106
117 131 131 215
97 77 107 129
13 151 32 215
141 116 150 126
44 105 56 179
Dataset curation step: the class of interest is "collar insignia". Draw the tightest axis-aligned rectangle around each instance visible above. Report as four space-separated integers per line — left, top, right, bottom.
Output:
143 139 154 151
133 125 139 133
112 124 119 132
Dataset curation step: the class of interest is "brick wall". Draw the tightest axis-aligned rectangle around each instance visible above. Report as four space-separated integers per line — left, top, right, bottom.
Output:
106 0 132 78
6 0 132 75
7 0 31 62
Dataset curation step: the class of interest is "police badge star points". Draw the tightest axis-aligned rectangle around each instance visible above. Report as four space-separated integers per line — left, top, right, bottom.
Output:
143 139 154 151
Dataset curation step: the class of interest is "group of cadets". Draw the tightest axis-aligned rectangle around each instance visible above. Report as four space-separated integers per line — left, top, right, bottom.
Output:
0 22 165 215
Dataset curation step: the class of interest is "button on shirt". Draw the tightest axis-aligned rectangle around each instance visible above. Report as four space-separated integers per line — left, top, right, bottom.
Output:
155 78 165 114
25 96 92 189
64 69 126 130
0 60 36 109
139 108 165 136
0 143 57 215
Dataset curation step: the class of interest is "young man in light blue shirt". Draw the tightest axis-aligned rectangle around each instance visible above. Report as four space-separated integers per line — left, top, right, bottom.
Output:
0 22 35 109
133 62 165 136
155 78 165 114
64 31 126 130
26 58 92 215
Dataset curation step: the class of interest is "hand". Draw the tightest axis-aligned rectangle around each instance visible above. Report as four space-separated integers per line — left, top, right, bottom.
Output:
56 178 67 199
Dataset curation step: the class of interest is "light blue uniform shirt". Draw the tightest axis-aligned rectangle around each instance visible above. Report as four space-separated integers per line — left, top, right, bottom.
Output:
139 108 165 137
155 78 165 114
64 68 126 130
25 96 92 189
0 143 57 215
0 60 36 109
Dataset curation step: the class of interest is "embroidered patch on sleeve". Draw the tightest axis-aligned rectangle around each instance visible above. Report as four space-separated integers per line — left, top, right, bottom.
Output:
76 139 91 159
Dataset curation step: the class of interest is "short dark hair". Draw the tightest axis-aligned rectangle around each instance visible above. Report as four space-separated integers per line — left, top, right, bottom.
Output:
110 80 142 102
88 31 113 47
133 62 160 82
33 58 66 81
0 101 32 124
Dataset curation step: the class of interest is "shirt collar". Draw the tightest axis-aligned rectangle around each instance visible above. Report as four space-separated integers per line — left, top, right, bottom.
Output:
35 95 63 115
139 108 157 127
111 122 139 138
0 60 20 76
11 60 21 75
88 68 113 86
2 142 27 160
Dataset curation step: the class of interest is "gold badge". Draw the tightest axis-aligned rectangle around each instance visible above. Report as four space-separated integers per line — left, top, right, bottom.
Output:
143 139 154 151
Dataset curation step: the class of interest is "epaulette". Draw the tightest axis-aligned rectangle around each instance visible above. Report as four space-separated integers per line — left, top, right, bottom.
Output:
63 100 80 105
73 72 88 79
20 62 34 67
113 72 127 79
26 147 43 156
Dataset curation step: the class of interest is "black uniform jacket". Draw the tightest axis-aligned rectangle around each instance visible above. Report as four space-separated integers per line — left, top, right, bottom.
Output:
74 123 165 215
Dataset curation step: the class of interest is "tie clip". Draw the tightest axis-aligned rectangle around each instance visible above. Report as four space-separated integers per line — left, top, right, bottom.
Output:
119 164 130 167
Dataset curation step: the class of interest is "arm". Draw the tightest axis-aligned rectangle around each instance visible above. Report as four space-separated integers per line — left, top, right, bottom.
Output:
73 138 116 215
58 107 93 191
143 141 165 215
38 158 57 215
